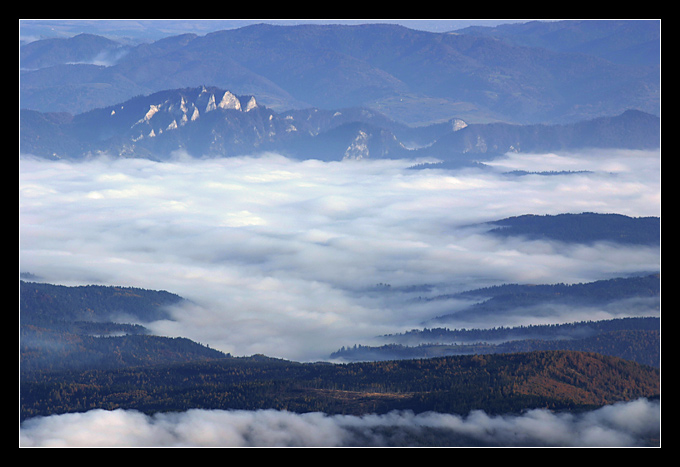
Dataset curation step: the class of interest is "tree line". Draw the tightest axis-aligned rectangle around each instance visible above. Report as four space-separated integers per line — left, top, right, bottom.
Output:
21 350 660 421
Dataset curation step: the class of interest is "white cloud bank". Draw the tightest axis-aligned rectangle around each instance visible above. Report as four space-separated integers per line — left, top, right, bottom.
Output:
19 398 660 447
19 150 660 361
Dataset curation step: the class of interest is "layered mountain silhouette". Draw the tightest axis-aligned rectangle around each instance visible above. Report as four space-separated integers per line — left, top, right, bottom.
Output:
20 86 660 161
20 21 660 125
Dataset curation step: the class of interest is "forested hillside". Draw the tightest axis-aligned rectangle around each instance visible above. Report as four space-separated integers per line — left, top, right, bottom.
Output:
20 350 659 421
332 319 660 367
428 273 659 323
485 213 660 245
19 279 660 423
20 281 226 375
20 281 183 324
333 275 661 365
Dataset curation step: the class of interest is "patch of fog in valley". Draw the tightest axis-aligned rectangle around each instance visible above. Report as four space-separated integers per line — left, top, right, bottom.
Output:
19 149 660 362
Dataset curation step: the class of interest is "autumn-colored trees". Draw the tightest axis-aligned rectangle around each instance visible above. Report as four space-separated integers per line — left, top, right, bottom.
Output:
21 350 659 421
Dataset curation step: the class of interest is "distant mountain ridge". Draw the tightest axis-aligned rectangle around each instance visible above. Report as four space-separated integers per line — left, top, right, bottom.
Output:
20 33 127 69
332 317 660 367
20 21 660 125
20 86 660 162
422 109 660 157
331 271 660 366
457 20 660 67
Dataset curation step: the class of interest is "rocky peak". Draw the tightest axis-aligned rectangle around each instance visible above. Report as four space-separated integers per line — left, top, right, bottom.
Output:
118 87 259 140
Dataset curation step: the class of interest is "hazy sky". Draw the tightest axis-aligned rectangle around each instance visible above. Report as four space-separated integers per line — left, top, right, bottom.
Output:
19 148 660 362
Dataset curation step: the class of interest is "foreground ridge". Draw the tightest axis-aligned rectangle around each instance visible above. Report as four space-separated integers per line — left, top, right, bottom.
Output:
21 349 659 420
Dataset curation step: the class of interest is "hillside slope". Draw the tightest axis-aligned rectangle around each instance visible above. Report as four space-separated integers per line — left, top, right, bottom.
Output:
20 350 660 421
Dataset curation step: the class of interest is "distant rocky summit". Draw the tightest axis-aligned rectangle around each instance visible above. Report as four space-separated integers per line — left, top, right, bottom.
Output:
20 86 660 162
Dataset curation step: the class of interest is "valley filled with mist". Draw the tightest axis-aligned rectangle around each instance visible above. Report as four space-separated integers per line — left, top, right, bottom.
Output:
20 149 660 361
19 19 661 447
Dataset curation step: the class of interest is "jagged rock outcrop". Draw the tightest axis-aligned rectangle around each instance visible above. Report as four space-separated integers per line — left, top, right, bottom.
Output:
20 86 660 162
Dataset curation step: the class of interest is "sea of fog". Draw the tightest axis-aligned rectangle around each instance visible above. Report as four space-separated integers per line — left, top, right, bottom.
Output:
19 149 660 363
19 148 661 447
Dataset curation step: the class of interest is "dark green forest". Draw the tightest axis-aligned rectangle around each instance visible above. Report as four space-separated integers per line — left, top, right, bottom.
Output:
338 275 661 365
19 279 661 422
20 350 659 421
485 213 660 245
332 320 659 367
20 281 224 375
20 281 183 325
428 273 660 323
388 316 661 344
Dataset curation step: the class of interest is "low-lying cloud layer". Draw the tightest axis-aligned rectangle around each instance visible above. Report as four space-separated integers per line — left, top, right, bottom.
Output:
19 149 660 361
19 398 660 447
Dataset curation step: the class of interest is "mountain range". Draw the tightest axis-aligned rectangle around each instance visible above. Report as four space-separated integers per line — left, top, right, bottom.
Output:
20 86 660 162
20 21 660 126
